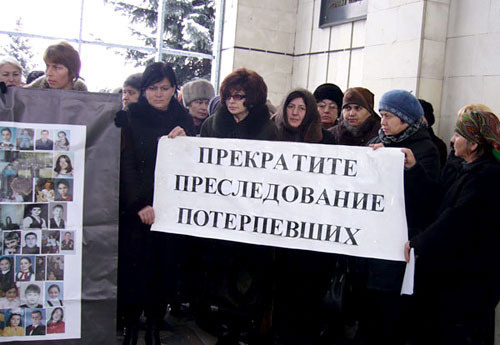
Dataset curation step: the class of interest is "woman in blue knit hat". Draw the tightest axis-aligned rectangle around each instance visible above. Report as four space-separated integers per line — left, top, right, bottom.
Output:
363 89 440 345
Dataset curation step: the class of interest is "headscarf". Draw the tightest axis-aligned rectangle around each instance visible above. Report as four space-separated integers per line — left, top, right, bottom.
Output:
455 107 500 162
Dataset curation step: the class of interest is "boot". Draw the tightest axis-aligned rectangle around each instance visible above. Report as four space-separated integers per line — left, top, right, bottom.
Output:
122 320 139 345
144 319 161 345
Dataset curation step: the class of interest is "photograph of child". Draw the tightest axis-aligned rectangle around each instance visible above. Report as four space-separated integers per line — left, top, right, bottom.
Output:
3 308 24 336
54 179 73 202
60 231 74 252
47 256 64 281
0 283 20 308
45 282 63 307
35 178 55 202
16 256 35 282
16 128 34 150
0 256 14 291
22 204 48 229
35 256 46 281
47 307 65 334
3 231 21 255
0 127 15 150
35 129 53 151
25 309 46 336
53 155 74 178
22 231 41 254
20 282 43 308
54 130 70 151
49 204 66 229
0 204 23 230
42 231 60 254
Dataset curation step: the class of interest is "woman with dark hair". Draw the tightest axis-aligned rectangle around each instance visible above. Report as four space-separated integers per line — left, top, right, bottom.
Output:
116 62 194 345
201 68 277 139
122 73 142 110
274 88 335 144
272 88 336 344
25 41 87 91
47 307 65 334
199 68 277 344
403 104 500 345
54 155 73 177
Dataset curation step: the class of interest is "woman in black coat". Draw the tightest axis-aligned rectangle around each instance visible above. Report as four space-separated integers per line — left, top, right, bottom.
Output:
366 89 440 345
199 68 277 345
272 88 336 345
116 62 195 345
403 104 500 345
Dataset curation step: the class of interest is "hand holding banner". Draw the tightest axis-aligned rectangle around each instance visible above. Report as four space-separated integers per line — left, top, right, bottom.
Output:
152 137 407 262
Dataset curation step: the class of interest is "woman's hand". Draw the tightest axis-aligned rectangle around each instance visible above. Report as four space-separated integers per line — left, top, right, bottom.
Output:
369 143 384 150
168 126 186 138
404 241 411 263
138 206 155 225
400 148 416 169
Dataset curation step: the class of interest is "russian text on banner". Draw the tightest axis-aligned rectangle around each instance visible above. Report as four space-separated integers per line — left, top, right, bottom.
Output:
152 137 407 262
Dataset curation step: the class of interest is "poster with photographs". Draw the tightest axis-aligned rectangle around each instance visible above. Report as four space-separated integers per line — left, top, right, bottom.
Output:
0 122 85 341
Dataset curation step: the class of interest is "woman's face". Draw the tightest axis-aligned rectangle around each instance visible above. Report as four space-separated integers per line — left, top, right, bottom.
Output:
20 258 31 272
45 61 72 90
58 157 68 170
10 314 21 327
380 110 409 136
145 78 175 111
286 97 307 129
31 207 42 216
451 131 477 162
122 86 140 109
225 90 247 118
0 63 22 87
58 132 66 140
342 104 371 127
317 99 339 127
52 308 62 321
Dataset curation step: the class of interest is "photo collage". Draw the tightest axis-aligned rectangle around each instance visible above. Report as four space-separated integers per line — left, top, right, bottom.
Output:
0 126 75 338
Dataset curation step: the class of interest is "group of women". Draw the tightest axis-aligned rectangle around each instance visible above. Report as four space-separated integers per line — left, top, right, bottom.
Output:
115 61 500 345
2 42 498 345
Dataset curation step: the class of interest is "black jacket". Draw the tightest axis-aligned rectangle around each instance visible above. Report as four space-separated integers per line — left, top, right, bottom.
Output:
366 127 440 291
119 97 195 213
411 155 500 287
200 103 278 140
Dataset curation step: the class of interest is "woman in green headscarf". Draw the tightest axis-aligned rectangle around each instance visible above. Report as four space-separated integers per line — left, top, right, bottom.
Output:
402 104 500 345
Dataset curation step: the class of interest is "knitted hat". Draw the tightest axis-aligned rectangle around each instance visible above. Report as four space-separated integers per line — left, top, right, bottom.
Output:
379 89 423 124
342 87 375 115
419 99 435 126
313 83 344 108
182 79 215 107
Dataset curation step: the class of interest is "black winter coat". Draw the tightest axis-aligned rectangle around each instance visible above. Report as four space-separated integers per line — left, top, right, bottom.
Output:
328 114 380 146
366 127 440 291
410 155 500 292
200 104 278 140
119 97 195 214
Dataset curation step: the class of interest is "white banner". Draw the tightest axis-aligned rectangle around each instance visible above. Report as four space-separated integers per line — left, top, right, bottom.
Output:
152 137 407 262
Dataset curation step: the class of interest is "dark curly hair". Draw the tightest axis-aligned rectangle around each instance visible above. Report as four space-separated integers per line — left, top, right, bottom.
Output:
220 68 267 109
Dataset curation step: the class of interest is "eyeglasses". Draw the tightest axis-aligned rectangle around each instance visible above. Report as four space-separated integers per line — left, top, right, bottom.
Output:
227 94 246 101
318 103 338 110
